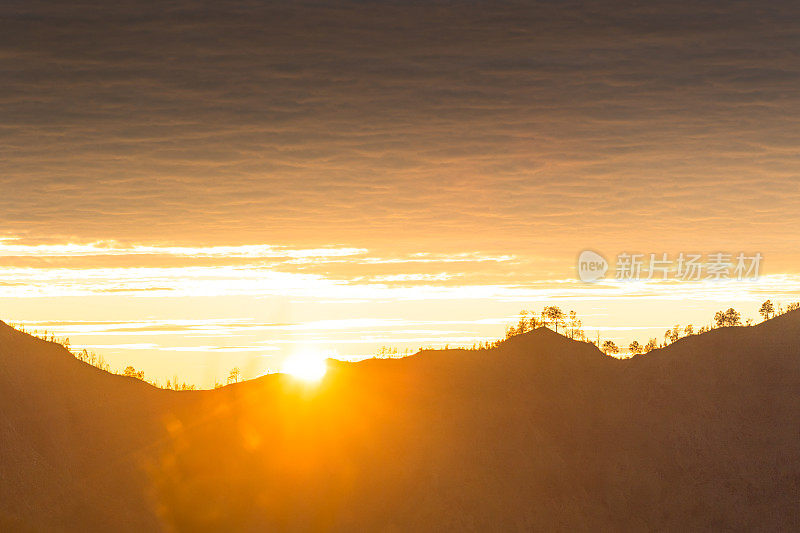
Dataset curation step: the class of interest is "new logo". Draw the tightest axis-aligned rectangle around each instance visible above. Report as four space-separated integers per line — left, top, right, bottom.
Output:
577 250 608 282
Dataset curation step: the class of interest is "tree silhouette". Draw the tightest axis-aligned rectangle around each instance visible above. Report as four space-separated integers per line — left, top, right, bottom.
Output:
543 306 565 333
727 308 742 326
528 311 539 331
714 308 742 327
601 340 619 355
123 366 145 380
629 340 643 354
227 367 242 384
759 300 774 321
517 310 530 335
567 310 583 339
669 325 680 344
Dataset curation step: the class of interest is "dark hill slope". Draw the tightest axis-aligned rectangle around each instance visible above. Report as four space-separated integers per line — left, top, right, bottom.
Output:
0 323 202 530
0 315 798 531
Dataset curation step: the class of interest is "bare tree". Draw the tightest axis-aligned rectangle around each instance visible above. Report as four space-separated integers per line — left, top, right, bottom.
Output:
567 310 583 339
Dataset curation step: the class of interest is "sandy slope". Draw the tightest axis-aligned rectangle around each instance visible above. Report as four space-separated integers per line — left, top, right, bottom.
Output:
0 314 798 531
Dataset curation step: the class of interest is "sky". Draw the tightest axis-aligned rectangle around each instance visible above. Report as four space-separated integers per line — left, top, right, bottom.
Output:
2 1 799 386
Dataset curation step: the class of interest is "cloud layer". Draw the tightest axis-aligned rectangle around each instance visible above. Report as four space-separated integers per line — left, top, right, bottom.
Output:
1 1 799 262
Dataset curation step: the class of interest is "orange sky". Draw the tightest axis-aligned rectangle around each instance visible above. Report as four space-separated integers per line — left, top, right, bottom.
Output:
1 1 799 386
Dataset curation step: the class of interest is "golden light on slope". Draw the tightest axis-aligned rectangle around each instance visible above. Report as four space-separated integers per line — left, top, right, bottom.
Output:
281 351 328 383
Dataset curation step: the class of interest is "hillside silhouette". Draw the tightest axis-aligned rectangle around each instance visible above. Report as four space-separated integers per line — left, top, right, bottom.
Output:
1 314 799 531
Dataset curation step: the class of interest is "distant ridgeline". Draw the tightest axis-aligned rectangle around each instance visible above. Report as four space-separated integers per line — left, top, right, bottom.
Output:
498 299 799 356
5 298 799 390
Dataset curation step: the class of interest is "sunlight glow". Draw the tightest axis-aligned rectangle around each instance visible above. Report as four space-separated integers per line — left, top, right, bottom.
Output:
281 351 328 383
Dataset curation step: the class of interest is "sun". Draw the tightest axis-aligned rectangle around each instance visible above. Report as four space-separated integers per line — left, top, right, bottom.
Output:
281 351 328 383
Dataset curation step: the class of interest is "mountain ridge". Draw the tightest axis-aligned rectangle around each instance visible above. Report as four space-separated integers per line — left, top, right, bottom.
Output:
1 313 799 531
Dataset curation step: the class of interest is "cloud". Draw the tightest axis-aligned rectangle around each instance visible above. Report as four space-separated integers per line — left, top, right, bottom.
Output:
0 0 798 264
0 239 366 258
